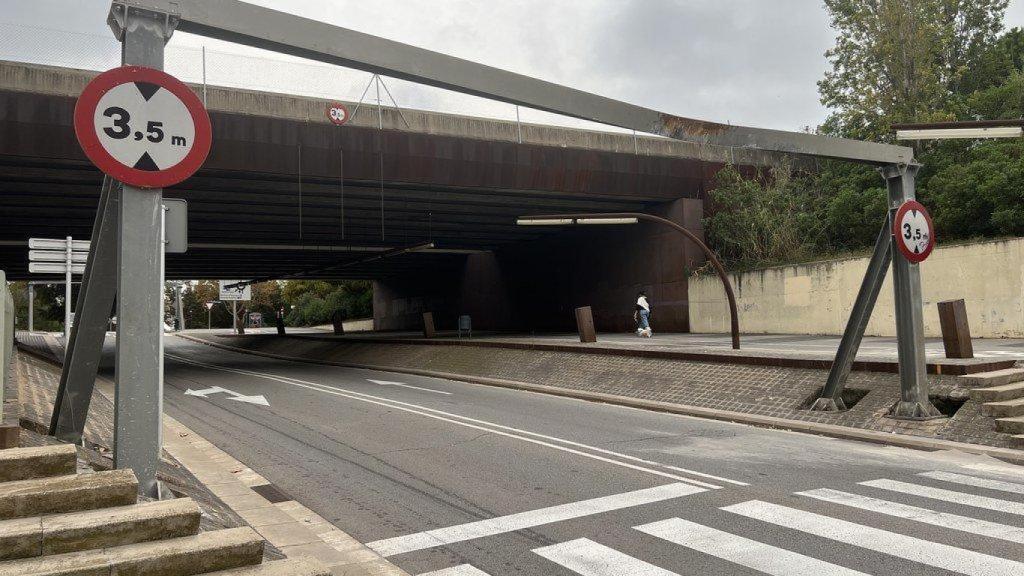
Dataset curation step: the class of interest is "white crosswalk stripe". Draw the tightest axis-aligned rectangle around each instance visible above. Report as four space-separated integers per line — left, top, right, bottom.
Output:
533 538 680 576
418 565 492 576
367 482 706 557
723 500 1024 576
919 471 1024 495
635 517 869 575
861 478 1024 516
798 488 1024 544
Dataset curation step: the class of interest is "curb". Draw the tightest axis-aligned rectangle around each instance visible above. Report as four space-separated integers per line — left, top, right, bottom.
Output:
177 333 1024 466
217 332 1015 376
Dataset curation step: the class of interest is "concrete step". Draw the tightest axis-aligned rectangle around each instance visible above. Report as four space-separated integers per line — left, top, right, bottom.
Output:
982 397 1024 418
200 558 331 576
995 416 1024 435
1011 435 1024 449
0 498 201 561
969 381 1024 403
0 469 137 521
0 526 264 576
0 445 76 483
962 367 1024 388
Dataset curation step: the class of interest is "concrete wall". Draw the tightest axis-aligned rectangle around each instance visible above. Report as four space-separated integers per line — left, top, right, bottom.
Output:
689 238 1024 338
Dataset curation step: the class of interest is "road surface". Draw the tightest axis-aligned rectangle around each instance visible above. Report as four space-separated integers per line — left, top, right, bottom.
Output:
163 336 1024 576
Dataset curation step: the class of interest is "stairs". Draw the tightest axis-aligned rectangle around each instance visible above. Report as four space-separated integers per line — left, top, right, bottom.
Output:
0 444 330 576
965 367 1024 448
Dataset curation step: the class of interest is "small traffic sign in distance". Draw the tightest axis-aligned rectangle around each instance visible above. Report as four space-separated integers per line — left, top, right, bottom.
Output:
893 199 935 263
327 102 350 125
74 66 212 189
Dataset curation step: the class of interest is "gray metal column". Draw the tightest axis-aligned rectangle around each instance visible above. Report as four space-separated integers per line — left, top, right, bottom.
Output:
27 283 34 332
882 164 941 420
50 178 120 441
173 284 184 330
811 216 892 411
110 3 176 498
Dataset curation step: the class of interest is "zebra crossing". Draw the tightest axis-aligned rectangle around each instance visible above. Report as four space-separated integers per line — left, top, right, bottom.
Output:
412 469 1024 575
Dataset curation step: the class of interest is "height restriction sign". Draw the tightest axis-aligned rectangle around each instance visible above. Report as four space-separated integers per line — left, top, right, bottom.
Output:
893 200 935 263
74 66 212 189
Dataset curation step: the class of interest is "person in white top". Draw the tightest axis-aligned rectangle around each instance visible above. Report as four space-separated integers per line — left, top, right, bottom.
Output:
635 291 652 337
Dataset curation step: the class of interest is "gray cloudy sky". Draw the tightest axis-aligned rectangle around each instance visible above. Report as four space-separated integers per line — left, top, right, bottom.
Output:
5 0 1024 132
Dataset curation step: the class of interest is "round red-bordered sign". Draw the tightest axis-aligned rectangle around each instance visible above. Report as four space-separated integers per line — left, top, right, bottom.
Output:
74 66 211 189
326 102 350 126
892 199 935 263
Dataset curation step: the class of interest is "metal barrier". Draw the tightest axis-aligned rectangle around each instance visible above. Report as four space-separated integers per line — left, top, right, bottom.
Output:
0 271 14 409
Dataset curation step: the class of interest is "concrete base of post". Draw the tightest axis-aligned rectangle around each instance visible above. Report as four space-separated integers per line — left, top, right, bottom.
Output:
575 306 597 343
888 400 944 420
808 397 847 412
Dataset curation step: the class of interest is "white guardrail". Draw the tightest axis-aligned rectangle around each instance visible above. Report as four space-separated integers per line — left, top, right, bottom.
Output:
0 271 13 409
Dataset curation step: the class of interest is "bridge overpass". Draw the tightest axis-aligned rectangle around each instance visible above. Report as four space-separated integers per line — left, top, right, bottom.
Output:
0 60 769 332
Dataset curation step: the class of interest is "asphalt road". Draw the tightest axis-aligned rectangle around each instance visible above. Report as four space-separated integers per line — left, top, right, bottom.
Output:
163 335 1024 576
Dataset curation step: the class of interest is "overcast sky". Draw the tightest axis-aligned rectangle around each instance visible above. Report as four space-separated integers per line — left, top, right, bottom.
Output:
4 0 1024 132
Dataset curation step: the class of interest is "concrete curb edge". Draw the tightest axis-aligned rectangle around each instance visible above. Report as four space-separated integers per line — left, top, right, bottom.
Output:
176 333 1024 466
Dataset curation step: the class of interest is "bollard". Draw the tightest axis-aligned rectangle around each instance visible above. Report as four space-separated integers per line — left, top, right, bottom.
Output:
275 308 286 336
422 312 436 339
332 311 345 335
575 306 597 343
937 299 973 359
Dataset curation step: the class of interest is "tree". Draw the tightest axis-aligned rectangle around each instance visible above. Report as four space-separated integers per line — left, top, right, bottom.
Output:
819 0 1007 140
282 280 373 327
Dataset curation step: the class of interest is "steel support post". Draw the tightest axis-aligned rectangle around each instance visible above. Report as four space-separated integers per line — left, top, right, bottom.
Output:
882 164 941 420
64 236 72 348
50 178 120 441
174 284 184 330
27 284 34 332
811 217 893 411
110 3 176 498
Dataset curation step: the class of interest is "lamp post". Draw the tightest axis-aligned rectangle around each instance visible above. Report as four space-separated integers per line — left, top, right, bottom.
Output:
517 212 741 349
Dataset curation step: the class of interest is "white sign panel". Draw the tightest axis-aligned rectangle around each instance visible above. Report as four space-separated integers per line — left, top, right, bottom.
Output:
30 262 86 274
29 251 89 263
219 280 252 301
29 238 90 251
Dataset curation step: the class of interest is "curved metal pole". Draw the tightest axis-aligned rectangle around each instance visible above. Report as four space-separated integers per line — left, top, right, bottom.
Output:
529 212 740 349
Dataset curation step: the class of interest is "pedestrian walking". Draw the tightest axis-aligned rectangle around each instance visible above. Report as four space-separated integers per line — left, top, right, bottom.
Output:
635 291 652 338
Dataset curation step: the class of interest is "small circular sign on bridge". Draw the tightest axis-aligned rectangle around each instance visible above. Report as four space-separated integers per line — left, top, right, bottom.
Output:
893 199 935 263
74 66 212 189
326 102 350 126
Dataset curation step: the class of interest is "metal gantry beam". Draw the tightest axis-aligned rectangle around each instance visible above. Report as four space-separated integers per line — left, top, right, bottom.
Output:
115 0 911 165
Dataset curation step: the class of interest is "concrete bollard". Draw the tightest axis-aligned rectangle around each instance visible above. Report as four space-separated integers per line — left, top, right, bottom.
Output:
937 299 973 359
422 312 436 339
575 306 597 343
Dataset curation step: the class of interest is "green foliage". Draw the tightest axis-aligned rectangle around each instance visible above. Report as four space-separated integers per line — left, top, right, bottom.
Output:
704 165 825 268
283 280 372 327
924 140 1024 238
819 0 1007 140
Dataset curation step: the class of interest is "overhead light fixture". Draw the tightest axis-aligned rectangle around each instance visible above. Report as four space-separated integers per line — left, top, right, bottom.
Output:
516 218 575 226
576 217 639 225
896 126 1023 140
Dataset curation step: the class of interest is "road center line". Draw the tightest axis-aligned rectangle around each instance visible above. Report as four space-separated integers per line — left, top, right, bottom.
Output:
368 483 706 557
166 355 723 488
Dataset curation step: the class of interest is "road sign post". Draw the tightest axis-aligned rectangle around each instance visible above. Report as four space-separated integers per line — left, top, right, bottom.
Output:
815 165 940 420
28 237 90 347
63 2 211 498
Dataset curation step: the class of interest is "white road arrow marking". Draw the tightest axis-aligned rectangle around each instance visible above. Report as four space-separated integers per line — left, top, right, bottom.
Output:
367 379 451 395
184 385 270 406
